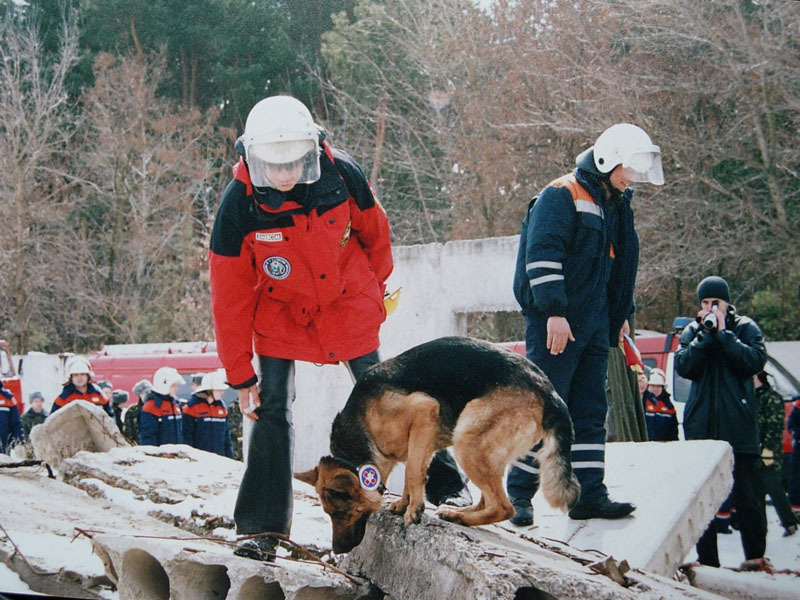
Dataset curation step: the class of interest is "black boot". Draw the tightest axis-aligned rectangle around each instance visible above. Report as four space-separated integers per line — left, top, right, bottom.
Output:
234 536 278 562
568 496 635 520
510 497 534 526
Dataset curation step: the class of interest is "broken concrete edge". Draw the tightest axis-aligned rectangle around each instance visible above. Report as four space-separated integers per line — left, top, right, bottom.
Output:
0 546 110 599
29 400 130 469
680 563 800 600
341 509 726 600
88 532 375 600
639 443 734 575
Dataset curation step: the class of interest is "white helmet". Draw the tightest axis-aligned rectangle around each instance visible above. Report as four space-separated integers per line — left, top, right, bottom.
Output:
195 370 228 394
648 368 667 387
66 356 94 378
152 367 185 396
241 96 322 189
581 123 664 185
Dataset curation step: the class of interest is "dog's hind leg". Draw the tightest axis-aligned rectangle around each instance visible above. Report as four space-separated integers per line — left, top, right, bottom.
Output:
440 390 542 527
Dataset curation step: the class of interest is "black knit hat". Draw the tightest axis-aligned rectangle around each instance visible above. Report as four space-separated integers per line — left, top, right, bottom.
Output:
696 276 730 303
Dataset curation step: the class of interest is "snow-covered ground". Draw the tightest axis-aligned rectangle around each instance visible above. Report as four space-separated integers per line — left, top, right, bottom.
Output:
1 441 798 597
695 501 800 571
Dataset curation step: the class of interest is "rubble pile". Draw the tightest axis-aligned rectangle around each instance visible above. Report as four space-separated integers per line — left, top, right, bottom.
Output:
2 402 796 599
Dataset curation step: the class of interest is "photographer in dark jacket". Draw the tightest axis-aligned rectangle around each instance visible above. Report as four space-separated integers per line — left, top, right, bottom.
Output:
675 276 768 569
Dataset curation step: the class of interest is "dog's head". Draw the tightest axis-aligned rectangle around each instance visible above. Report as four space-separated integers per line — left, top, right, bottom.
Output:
295 456 384 553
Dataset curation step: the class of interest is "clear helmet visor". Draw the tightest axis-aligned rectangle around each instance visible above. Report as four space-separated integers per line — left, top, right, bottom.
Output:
621 150 664 185
246 140 321 189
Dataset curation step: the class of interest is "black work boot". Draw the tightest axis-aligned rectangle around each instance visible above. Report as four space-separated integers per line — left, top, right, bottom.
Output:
234 536 278 562
509 497 534 526
568 496 635 520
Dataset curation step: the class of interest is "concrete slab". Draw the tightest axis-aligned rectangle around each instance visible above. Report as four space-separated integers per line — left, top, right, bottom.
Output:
496 440 734 577
343 510 725 600
683 564 799 600
29 400 129 468
0 468 363 599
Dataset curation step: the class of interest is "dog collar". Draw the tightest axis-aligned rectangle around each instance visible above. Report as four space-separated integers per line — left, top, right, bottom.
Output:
333 457 386 494
357 464 383 493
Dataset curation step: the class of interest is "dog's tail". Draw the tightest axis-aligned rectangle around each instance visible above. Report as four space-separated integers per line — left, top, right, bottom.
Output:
536 390 581 511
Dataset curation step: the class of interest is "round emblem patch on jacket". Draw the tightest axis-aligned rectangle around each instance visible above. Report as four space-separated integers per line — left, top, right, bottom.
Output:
263 256 291 280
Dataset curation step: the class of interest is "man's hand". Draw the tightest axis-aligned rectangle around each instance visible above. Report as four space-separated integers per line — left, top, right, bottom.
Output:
618 319 630 343
711 304 726 331
547 316 575 355
238 385 261 421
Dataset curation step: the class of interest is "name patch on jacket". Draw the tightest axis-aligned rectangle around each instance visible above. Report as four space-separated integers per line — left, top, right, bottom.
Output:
256 232 283 243
263 256 291 280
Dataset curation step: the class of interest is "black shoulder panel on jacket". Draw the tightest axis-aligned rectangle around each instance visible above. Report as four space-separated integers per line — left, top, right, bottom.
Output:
329 148 376 211
209 179 250 258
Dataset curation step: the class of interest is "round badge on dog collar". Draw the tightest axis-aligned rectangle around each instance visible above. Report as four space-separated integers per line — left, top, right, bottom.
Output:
358 464 381 491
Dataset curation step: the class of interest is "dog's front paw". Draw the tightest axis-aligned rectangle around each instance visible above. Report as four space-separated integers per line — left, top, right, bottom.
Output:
389 497 408 515
403 502 425 527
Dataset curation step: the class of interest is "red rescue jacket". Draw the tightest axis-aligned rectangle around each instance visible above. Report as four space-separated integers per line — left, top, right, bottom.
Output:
208 142 393 387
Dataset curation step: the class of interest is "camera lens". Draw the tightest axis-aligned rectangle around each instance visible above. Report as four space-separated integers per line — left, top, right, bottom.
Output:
702 313 717 330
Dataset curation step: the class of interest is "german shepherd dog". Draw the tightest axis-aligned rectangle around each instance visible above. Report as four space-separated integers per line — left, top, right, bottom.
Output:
295 336 580 553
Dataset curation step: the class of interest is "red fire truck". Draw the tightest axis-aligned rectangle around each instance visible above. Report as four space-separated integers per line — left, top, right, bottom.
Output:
88 341 234 406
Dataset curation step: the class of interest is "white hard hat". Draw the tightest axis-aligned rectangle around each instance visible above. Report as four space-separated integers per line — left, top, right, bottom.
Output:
586 123 664 185
241 96 321 189
152 367 185 395
66 356 94 377
648 368 666 387
196 370 228 394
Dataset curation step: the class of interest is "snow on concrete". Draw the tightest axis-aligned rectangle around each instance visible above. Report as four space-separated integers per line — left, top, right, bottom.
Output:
58 445 334 552
3 436 800 598
511 441 733 576
29 400 129 468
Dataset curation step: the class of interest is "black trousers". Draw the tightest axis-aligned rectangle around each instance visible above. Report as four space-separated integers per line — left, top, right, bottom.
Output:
696 453 767 566
233 352 468 536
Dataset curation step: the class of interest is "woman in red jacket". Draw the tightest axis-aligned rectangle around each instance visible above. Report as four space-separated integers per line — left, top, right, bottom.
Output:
210 96 466 560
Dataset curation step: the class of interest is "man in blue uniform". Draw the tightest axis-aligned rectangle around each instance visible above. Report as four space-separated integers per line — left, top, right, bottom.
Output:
508 124 664 524
0 381 24 454
182 370 234 458
642 368 679 442
140 367 185 446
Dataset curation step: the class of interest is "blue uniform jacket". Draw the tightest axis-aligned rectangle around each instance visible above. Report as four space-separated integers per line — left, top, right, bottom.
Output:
182 394 233 458
642 389 679 441
139 391 183 446
50 383 114 418
0 388 24 453
513 168 638 344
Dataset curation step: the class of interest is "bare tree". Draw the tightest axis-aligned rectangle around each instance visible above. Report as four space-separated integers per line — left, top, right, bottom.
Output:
0 12 80 351
49 51 226 350
321 0 800 336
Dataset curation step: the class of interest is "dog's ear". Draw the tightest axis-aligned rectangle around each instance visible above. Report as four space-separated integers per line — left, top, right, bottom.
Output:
294 466 319 486
324 472 358 494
